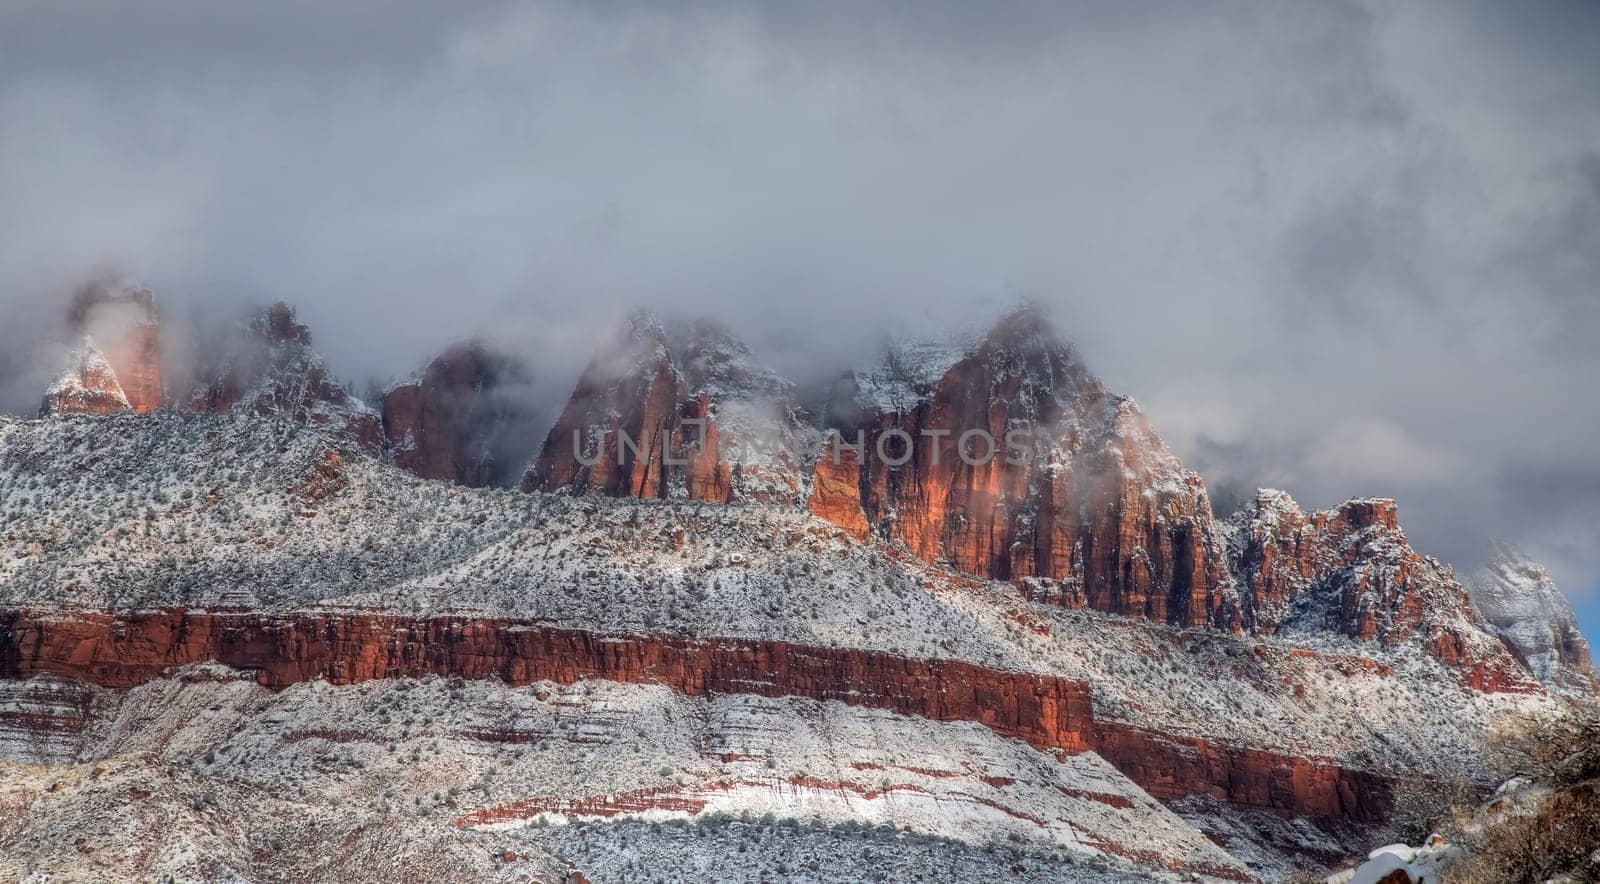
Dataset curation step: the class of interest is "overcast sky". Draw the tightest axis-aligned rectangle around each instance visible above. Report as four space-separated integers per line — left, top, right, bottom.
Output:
2 1 1597 634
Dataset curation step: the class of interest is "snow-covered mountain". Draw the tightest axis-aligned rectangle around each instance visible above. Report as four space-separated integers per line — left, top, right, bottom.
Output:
2 291 1589 882
524 310 813 505
39 341 132 417
1468 543 1594 692
182 301 384 452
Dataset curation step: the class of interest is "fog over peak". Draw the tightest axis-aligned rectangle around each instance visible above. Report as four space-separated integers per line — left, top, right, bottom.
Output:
2 1 1598 630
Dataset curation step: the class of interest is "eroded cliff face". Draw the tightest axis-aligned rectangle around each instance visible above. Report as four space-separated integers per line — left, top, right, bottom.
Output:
185 302 383 453
1227 490 1535 691
525 312 806 503
0 608 1392 823
814 306 1240 630
381 341 536 487
808 432 872 540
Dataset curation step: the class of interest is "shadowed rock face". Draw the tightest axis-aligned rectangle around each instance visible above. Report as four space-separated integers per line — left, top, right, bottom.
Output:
525 311 705 498
185 302 383 453
524 312 805 503
381 341 536 487
0 608 1394 824
816 306 1240 631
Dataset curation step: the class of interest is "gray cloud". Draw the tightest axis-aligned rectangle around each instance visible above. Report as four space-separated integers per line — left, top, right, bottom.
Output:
2 1 1597 618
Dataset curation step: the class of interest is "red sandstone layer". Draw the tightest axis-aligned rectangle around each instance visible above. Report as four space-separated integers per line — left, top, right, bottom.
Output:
0 608 1390 823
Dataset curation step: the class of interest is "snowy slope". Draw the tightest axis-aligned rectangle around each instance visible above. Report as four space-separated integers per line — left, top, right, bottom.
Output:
1 667 1236 881
0 414 1559 771
0 411 1573 880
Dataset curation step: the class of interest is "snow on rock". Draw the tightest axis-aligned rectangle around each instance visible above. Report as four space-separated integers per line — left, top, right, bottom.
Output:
1325 836 1457 884
0 407 1575 879
1468 542 1594 692
0 751 573 883
0 412 1560 775
0 668 1244 881
62 277 164 413
810 303 1244 631
525 819 1158 883
829 332 979 416
0 675 97 764
1227 490 1535 691
525 311 812 505
38 341 133 417
183 301 383 452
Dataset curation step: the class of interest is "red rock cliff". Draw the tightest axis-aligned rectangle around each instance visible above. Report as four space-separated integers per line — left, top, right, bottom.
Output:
0 608 1392 823
815 306 1240 630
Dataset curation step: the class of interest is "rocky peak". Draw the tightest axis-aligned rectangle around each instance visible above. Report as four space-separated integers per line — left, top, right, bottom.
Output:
821 304 1102 438
1228 490 1534 691
253 301 314 347
39 341 132 417
59 278 163 413
381 341 536 487
186 302 382 452
1329 498 1400 533
1469 543 1594 692
671 318 794 405
975 303 1100 396
807 305 1239 629
523 309 692 499
525 311 806 503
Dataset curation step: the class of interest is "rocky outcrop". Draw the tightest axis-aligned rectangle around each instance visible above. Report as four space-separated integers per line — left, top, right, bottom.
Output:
1469 544 1594 692
65 280 163 413
525 312 806 503
381 341 536 487
0 607 1393 823
38 343 132 416
40 280 163 416
1227 490 1535 691
814 306 1240 630
185 302 382 452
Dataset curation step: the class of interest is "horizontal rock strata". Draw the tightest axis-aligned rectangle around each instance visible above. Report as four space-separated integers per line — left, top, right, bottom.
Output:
0 607 1390 823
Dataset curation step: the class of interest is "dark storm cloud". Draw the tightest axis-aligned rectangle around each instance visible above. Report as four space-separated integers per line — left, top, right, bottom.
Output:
1 1 1597 621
